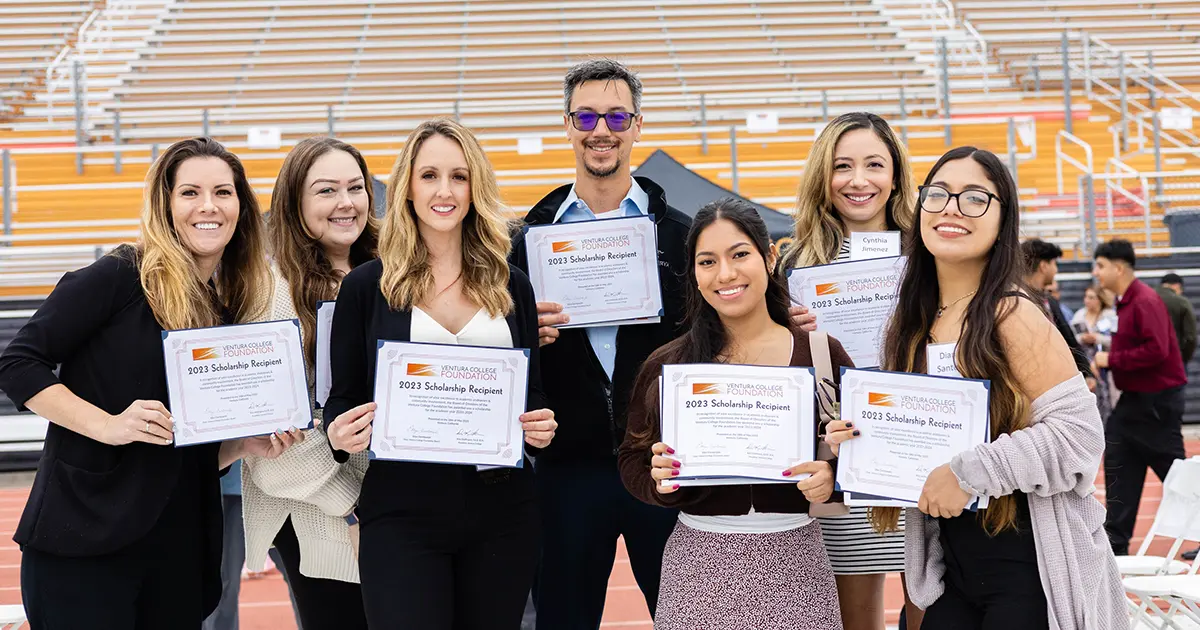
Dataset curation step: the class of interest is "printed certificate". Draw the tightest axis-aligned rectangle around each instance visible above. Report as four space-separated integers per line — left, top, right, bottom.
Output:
370 341 528 468
660 364 817 486
314 300 335 408
163 320 313 446
524 215 664 327
786 256 907 368
835 368 990 504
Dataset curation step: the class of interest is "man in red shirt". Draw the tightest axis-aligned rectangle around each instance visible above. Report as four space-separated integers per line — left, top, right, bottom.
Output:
1093 239 1188 555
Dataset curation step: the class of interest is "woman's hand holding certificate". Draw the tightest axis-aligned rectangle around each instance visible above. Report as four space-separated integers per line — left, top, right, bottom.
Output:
659 363 818 486
163 320 313 446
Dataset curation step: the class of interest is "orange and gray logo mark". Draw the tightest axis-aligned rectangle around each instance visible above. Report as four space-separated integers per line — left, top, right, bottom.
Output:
551 241 577 253
192 347 220 361
815 282 840 296
692 383 723 395
868 392 896 407
406 363 439 377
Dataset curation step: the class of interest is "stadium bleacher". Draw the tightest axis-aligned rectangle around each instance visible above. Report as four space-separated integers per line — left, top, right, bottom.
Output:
0 0 1196 455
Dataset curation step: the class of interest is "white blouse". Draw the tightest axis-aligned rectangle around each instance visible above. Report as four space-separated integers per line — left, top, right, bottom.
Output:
411 306 513 349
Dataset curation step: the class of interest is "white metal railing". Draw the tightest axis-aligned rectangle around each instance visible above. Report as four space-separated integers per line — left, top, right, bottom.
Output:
1055 129 1093 195
924 0 991 95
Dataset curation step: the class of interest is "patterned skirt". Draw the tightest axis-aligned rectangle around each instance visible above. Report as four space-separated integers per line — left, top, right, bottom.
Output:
655 520 843 630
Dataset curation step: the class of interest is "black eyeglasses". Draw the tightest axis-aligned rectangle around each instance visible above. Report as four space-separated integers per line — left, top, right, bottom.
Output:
918 185 1000 218
568 110 636 132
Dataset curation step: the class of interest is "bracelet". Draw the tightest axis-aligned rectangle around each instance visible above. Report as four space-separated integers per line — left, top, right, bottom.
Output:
344 510 358 526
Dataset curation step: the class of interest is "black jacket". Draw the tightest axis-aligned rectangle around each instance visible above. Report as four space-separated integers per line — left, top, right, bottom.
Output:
323 259 546 524
0 247 224 616
510 177 692 462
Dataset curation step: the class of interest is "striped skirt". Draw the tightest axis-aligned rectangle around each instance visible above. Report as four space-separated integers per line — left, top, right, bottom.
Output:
655 520 843 630
819 506 906 574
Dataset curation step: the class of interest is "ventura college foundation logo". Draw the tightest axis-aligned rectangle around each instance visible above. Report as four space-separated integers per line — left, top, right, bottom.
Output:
815 282 840 296
406 363 439 377
192 347 220 361
868 392 897 407
551 241 577 253
692 383 723 395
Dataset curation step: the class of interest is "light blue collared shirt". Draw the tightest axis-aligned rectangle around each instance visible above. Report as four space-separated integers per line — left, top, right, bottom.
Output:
553 179 650 381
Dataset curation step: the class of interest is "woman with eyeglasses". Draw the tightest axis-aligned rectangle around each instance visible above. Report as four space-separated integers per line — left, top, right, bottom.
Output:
776 112 918 630
830 147 1123 629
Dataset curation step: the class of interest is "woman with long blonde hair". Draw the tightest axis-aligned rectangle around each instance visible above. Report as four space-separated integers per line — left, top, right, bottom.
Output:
776 112 918 629
0 137 302 628
323 119 558 629
241 137 379 629
830 147 1122 628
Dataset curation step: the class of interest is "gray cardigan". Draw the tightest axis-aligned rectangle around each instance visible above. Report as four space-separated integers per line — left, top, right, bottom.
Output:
905 374 1125 629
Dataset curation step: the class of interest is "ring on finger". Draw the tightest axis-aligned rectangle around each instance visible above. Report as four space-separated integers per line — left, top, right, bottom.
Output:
144 421 150 433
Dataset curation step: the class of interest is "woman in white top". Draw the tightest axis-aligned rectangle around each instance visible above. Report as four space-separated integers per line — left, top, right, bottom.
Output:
619 198 852 629
241 137 379 629
1071 284 1119 419
323 118 558 629
776 111 919 629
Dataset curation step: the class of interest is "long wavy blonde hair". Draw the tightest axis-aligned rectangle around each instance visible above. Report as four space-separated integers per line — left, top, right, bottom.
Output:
269 137 380 367
138 137 269 330
378 119 512 316
781 112 916 270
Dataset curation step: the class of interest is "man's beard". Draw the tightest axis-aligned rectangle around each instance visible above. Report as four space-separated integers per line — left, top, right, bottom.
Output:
585 157 622 179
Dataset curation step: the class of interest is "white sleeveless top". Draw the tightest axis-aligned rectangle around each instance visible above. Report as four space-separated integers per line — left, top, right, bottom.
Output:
681 508 812 534
411 307 513 348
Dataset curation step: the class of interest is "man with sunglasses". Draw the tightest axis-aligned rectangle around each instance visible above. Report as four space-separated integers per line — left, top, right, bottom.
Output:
510 59 692 630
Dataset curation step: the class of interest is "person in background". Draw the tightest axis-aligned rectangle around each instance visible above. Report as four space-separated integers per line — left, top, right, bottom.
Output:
1092 239 1188 556
1046 280 1073 322
1156 273 1196 367
776 111 918 630
1070 285 1119 422
1020 239 1096 390
509 59 692 629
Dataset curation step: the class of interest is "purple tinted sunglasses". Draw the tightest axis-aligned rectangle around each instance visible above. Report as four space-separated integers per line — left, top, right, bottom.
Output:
568 110 636 132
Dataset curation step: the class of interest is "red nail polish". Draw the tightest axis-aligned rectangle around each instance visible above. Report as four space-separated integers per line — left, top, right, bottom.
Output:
666 447 675 454
672 460 681 468
782 470 793 477
672 484 680 490
671 470 680 477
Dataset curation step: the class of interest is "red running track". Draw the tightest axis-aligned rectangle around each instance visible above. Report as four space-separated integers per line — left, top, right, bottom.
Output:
0 440 1194 629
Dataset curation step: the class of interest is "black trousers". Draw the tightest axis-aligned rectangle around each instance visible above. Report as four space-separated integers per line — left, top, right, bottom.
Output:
532 457 678 630
272 516 368 630
21 522 205 629
924 579 1050 630
358 477 540 629
1104 385 1187 555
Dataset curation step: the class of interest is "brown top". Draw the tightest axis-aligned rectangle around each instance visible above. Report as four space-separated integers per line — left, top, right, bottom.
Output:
617 328 855 516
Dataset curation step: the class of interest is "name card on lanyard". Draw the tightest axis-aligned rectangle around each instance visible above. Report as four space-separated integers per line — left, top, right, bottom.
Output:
927 342 962 378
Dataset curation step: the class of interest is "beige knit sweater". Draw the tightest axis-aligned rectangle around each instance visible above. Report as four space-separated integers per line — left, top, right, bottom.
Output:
241 266 369 583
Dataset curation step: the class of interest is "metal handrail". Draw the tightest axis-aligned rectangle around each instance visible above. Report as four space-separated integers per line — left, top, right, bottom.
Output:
1055 130 1093 195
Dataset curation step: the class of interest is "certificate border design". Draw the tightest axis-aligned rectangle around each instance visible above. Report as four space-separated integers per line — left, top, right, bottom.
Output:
836 368 990 502
524 215 664 323
785 256 907 369
369 340 529 468
660 363 816 481
163 319 312 445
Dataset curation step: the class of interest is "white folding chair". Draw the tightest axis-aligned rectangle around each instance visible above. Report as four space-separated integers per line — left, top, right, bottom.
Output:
0 604 26 629
1117 460 1200 577
1124 459 1200 629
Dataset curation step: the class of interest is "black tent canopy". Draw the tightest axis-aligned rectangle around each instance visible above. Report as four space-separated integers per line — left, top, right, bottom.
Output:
633 149 795 241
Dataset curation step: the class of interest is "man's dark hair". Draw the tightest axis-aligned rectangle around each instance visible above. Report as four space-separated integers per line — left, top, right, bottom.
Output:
563 59 643 114
1094 239 1137 268
1163 273 1185 286
1020 239 1063 274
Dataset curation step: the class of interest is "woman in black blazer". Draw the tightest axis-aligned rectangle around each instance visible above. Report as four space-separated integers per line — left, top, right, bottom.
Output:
324 119 557 629
0 138 302 629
